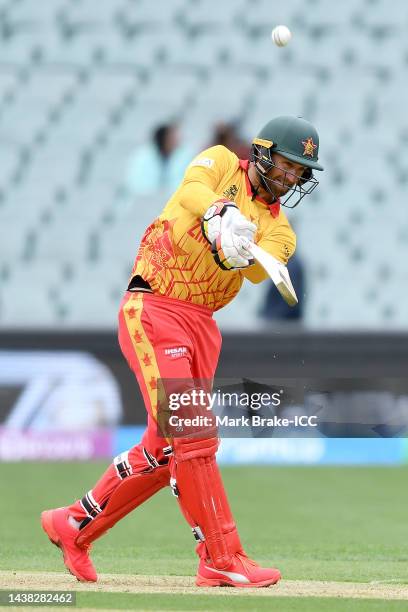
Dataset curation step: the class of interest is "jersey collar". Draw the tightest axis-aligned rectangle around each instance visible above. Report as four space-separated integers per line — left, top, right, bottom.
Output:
239 159 280 218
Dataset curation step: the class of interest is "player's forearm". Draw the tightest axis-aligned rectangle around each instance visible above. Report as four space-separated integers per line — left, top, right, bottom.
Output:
178 180 224 218
241 263 268 284
242 232 297 284
257 232 296 266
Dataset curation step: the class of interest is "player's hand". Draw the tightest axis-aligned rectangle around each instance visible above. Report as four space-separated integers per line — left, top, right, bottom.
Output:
201 200 257 259
211 234 254 270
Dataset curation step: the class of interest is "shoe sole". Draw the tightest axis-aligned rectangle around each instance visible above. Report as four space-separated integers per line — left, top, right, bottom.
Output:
196 573 281 588
41 511 96 583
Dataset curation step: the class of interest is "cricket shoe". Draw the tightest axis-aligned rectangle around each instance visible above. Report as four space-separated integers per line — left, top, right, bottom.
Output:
41 507 97 582
196 551 281 588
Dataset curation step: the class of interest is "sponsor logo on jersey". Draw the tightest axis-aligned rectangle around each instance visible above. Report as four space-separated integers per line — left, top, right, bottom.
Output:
223 184 238 200
164 346 188 359
190 157 215 168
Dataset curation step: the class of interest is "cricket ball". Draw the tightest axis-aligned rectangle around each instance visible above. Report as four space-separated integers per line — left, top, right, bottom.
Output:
271 25 292 47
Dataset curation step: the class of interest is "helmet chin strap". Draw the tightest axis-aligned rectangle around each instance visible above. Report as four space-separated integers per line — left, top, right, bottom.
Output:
250 183 259 201
248 174 260 201
250 168 278 203
259 173 279 202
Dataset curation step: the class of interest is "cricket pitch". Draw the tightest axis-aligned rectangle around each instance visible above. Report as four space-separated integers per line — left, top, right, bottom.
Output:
1 570 407 600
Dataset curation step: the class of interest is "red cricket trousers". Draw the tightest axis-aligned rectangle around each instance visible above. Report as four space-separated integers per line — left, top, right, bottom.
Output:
69 292 221 522
118 291 222 461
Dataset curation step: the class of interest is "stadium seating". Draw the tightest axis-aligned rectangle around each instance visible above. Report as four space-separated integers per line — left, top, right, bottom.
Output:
0 0 407 329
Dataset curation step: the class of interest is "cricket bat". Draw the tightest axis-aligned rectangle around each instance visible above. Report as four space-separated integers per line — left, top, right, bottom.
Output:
244 241 298 307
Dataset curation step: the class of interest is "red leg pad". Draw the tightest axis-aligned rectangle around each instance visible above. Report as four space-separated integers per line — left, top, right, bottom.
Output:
76 465 169 547
171 437 242 569
173 436 219 461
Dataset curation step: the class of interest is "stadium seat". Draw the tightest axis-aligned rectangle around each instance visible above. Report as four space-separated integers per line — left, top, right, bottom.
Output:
0 280 59 327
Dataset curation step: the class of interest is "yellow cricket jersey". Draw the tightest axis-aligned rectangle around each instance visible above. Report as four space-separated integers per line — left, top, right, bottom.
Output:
130 145 296 311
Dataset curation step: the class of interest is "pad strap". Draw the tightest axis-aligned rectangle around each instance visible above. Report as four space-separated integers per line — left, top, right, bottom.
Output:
76 465 169 547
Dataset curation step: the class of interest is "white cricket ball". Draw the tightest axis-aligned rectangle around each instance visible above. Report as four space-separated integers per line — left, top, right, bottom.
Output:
271 25 292 47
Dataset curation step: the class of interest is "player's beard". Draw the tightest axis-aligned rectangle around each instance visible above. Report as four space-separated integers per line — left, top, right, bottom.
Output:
258 176 290 203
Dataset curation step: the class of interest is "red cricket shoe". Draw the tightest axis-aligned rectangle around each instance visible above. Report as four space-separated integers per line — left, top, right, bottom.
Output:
196 551 281 588
41 508 97 582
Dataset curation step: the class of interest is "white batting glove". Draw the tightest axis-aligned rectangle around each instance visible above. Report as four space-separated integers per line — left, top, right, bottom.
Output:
201 200 257 259
211 232 254 270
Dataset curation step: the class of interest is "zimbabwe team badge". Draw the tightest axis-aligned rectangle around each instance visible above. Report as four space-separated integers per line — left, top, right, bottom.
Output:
302 137 317 157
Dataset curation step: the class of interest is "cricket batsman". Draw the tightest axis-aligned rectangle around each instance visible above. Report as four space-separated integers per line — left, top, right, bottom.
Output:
41 115 323 587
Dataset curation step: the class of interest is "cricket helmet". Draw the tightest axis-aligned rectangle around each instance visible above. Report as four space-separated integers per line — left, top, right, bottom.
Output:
251 115 324 208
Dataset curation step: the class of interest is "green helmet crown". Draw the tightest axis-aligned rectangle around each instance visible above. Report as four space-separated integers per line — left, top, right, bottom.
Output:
253 116 323 171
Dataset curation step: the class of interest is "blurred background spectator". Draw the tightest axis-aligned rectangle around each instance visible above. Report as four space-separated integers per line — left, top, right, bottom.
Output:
124 122 192 197
207 121 250 158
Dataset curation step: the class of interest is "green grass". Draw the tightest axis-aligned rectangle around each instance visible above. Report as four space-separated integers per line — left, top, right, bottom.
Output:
2 592 408 611
72 592 408 611
1 463 408 610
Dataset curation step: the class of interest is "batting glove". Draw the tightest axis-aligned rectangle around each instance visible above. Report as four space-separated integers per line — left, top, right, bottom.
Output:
201 200 257 258
211 233 254 270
